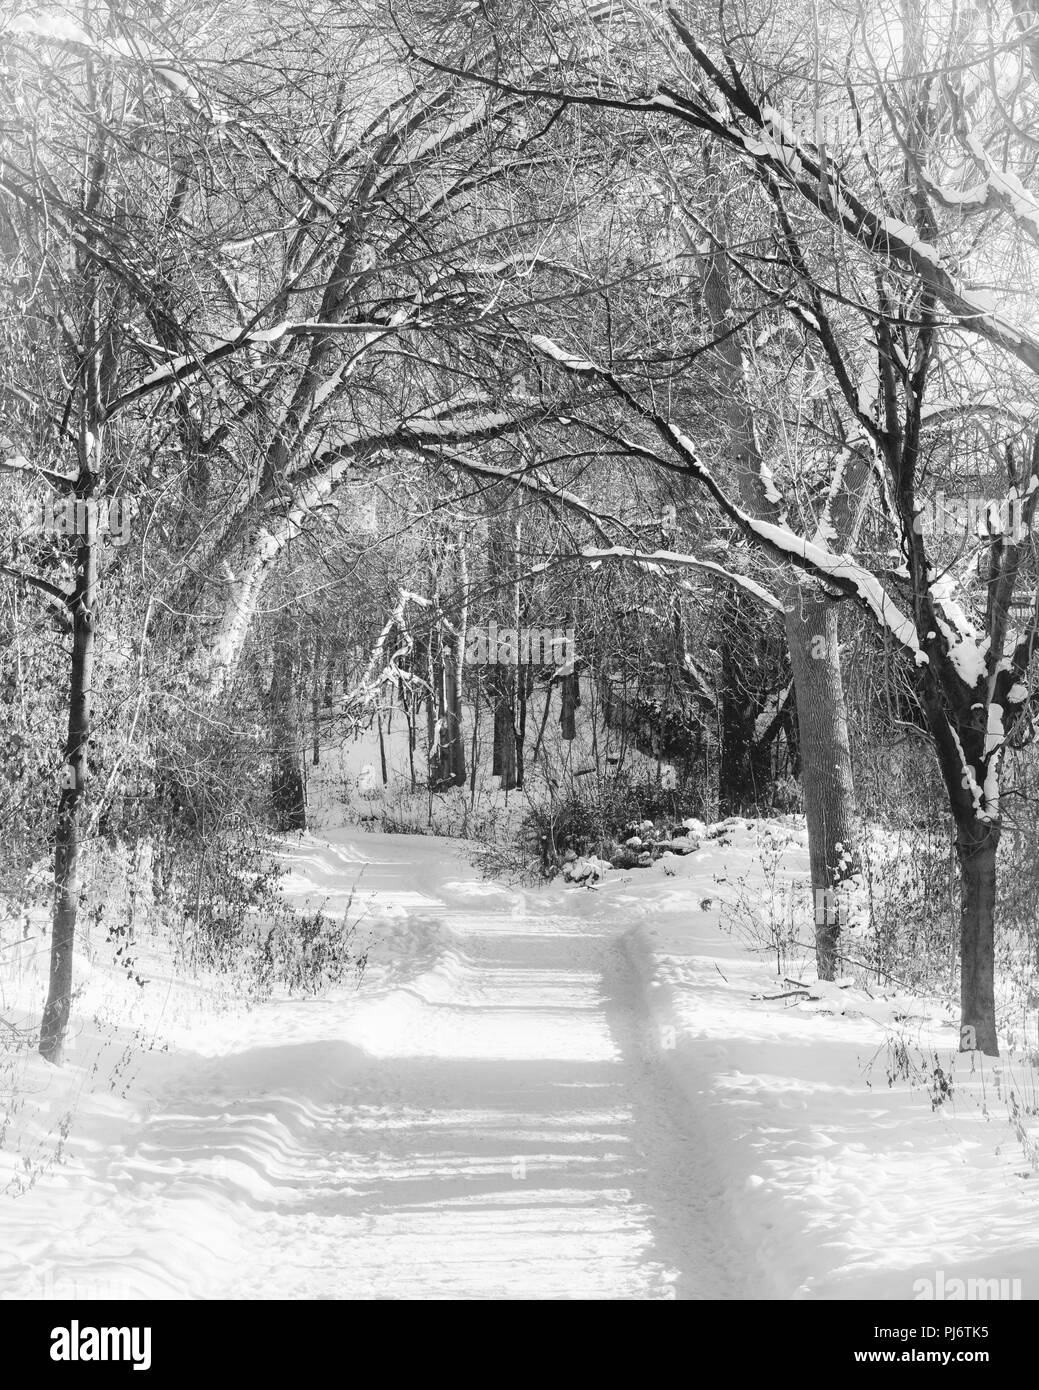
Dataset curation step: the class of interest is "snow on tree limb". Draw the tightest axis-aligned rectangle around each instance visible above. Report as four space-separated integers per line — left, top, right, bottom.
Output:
579 547 784 610
0 456 77 491
108 319 415 418
460 11 1039 384
430 449 619 544
529 333 923 655
653 19 1039 380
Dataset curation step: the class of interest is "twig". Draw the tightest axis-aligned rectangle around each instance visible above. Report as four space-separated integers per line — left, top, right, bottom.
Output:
753 987 819 1001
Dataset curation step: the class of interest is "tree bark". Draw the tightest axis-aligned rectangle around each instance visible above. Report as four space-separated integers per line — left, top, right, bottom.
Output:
486 504 521 789
312 628 322 766
515 663 531 789
40 447 99 1063
924 689 1002 1058
717 588 776 813
432 633 466 788
428 542 467 790
954 818 999 1056
559 670 578 741
696 178 867 979
269 651 306 832
492 668 517 788
784 585 859 980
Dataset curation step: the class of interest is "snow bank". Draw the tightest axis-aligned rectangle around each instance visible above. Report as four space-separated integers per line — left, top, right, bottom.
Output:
621 904 1039 1298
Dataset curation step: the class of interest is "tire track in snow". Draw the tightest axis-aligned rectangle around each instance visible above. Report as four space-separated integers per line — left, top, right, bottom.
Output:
4 842 745 1300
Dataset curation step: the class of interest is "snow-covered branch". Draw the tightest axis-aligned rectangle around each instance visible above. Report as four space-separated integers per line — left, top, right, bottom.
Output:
578 546 784 611
530 334 923 655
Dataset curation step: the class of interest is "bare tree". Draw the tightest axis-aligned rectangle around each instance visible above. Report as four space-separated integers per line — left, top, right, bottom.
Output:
2 3 564 1058
402 0 1039 1052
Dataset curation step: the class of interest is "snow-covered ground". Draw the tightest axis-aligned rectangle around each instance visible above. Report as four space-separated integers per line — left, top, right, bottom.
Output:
1 821 1037 1300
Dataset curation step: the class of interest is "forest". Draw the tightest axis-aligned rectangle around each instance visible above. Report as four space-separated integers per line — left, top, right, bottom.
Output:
2 0 1039 1314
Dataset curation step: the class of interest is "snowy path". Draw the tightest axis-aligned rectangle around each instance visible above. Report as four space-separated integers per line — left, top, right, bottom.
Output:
4 833 743 1301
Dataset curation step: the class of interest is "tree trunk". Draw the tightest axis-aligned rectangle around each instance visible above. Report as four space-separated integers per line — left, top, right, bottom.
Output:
40 473 98 1063
717 619 773 812
954 818 999 1056
698 186 866 980
433 632 466 788
312 629 322 766
559 671 578 741
424 656 436 777
270 652 306 832
783 584 859 980
531 680 554 765
492 667 517 789
427 543 467 791
515 663 530 789
917 679 1001 1057
403 683 417 791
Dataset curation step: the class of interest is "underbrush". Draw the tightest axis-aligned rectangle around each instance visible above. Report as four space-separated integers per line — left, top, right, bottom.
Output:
725 819 960 993
719 823 808 974
0 821 368 1199
165 830 368 1002
519 770 710 875
727 815 1039 1171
